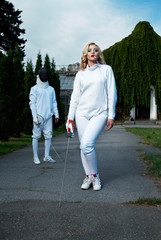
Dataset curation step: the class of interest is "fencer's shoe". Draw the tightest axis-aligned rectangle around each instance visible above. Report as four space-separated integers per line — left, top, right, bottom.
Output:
81 176 92 190
91 174 102 191
33 157 40 165
43 156 56 163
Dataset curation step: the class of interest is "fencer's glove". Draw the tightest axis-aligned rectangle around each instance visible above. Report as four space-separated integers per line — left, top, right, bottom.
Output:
33 116 40 125
66 119 74 133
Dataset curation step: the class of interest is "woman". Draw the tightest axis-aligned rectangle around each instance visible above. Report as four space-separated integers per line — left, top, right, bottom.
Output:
66 42 117 190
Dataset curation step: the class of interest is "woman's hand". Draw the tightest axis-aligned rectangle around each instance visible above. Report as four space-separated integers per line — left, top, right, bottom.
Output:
107 119 114 131
66 119 74 133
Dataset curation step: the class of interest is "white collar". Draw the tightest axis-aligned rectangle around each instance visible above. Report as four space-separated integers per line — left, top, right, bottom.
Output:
87 63 99 71
36 76 49 88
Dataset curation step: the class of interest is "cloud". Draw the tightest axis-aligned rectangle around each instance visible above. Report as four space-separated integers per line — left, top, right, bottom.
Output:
10 0 161 66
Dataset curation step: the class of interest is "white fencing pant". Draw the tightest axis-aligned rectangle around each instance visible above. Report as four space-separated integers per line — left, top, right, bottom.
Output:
75 110 108 175
32 138 39 159
32 116 53 159
32 116 53 140
45 138 51 157
32 138 51 158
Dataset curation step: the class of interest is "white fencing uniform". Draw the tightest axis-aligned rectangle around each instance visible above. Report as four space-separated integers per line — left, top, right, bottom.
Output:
29 77 59 140
68 63 117 175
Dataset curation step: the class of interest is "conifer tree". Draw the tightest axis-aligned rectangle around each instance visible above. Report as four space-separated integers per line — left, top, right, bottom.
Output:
35 52 42 77
51 58 65 126
0 53 11 140
12 47 25 136
44 54 51 72
0 0 26 55
0 0 26 140
23 60 35 134
0 48 24 139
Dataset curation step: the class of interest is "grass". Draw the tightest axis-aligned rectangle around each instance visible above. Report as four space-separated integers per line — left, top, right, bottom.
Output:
0 125 66 156
128 197 161 206
126 128 161 150
126 127 161 178
142 152 161 177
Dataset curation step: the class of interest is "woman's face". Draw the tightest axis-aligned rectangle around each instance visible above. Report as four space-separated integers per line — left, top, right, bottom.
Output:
87 44 99 62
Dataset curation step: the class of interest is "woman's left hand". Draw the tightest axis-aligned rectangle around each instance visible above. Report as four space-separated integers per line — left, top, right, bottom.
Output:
107 119 114 131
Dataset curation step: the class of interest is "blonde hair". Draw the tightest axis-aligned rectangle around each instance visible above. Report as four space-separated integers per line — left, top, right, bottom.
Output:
80 42 106 70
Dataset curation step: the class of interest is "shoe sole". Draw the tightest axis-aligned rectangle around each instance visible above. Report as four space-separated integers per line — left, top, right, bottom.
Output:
43 160 56 163
81 183 92 190
93 187 101 191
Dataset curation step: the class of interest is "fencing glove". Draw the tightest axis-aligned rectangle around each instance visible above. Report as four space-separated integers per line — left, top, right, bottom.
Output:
66 119 74 133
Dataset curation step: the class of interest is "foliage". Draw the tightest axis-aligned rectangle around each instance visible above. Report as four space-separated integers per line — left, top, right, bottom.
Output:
44 54 51 73
103 21 161 118
0 0 26 140
11 47 25 137
0 53 11 140
0 48 25 140
23 60 35 134
34 51 42 77
0 0 26 55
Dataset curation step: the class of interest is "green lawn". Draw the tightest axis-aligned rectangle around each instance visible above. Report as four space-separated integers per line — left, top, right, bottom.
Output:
0 125 66 156
126 127 161 177
126 128 161 150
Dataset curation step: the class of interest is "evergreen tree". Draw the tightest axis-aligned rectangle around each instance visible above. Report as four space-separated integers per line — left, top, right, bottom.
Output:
0 48 24 139
51 58 59 94
0 0 26 140
0 53 11 140
23 60 35 134
44 54 52 86
0 0 26 55
35 51 42 77
12 46 25 136
44 54 51 72
51 58 65 126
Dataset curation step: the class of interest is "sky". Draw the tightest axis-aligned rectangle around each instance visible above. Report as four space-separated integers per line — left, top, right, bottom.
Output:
10 0 161 68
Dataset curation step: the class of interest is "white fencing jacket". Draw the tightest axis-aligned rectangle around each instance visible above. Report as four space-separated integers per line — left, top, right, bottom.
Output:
68 63 117 120
29 77 59 121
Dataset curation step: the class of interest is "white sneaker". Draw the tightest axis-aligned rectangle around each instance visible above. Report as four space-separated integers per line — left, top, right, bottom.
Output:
33 157 40 165
43 156 56 163
91 174 102 191
81 176 92 190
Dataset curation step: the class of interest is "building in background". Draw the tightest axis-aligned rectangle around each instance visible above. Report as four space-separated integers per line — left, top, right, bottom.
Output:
57 63 79 118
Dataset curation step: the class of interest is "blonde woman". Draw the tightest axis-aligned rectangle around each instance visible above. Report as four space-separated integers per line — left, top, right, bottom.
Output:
66 42 117 190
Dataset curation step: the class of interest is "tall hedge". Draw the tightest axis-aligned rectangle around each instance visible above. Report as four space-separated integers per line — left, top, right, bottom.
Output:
103 21 161 118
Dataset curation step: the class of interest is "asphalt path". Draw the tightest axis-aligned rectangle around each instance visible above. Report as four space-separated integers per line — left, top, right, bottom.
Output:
0 125 161 240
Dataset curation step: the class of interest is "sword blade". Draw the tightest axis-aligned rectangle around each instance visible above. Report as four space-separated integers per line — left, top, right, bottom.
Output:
58 137 70 207
51 144 62 161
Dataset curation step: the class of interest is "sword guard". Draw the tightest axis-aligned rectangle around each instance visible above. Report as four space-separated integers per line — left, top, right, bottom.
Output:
66 131 74 138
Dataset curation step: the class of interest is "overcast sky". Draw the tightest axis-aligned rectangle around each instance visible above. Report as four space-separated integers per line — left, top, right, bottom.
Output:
10 0 161 67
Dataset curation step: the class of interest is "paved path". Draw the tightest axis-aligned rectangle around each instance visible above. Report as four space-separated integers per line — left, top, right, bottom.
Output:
0 125 161 239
